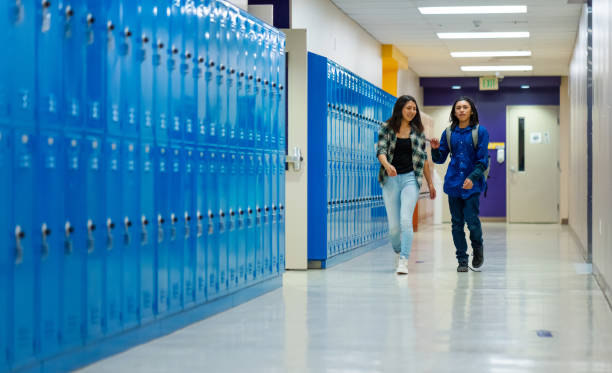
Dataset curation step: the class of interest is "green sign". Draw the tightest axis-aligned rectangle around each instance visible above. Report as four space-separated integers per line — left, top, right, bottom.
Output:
479 76 499 91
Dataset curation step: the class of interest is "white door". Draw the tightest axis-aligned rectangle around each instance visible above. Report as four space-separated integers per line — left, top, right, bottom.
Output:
506 105 560 223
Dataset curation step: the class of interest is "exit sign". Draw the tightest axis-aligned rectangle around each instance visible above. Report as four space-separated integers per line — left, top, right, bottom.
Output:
479 76 499 91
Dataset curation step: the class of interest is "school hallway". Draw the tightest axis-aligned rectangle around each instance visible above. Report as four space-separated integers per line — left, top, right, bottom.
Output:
77 222 612 373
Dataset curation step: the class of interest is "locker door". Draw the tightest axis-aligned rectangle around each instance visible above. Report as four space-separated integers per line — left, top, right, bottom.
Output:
11 130 36 366
104 139 122 335
260 29 271 148
7 0 36 127
0 5 8 126
182 148 196 307
155 145 170 316
253 23 263 148
226 8 240 144
105 0 122 136
84 136 104 340
120 1 139 138
62 2 85 131
236 16 248 147
246 152 256 282
205 148 219 299
139 1 155 140
0 129 11 371
182 7 197 145
84 0 106 133
195 4 211 146
153 4 170 143
277 149 286 271
226 151 237 289
168 147 183 312
60 135 84 349
121 141 139 329
262 151 271 276
215 2 229 146
236 152 247 288
194 149 207 303
168 4 183 142
245 19 257 147
37 0 63 130
35 132 63 358
139 143 155 322
278 35 286 152
270 152 278 275
255 152 264 278
216 151 228 294
204 2 219 146
268 33 278 149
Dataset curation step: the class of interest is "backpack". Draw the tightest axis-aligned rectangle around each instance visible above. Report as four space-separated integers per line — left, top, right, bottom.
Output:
445 124 491 185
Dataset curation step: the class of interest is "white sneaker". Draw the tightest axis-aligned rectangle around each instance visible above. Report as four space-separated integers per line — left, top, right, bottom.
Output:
396 258 409 275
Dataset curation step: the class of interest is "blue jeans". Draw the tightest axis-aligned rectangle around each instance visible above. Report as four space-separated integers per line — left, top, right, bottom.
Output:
382 172 419 259
448 194 483 265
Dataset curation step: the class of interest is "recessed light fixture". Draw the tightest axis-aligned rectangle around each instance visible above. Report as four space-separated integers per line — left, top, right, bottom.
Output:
461 65 533 71
419 6 527 14
451 51 532 58
521 85 530 89
438 32 529 39
451 85 462 90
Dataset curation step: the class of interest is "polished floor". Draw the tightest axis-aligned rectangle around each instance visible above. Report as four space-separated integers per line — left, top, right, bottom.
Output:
78 223 612 373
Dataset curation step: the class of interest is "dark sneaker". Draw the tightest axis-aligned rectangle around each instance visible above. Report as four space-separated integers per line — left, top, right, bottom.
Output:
457 263 468 272
472 246 483 269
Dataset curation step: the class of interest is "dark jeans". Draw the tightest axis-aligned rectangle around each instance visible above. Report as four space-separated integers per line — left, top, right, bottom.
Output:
448 193 483 265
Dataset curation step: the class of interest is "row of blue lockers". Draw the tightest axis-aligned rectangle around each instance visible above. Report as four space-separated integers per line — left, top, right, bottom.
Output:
0 126 285 371
308 53 394 263
326 60 395 127
1 0 286 150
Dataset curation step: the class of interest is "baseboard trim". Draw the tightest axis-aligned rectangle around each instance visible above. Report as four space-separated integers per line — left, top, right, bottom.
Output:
480 217 506 222
308 238 389 269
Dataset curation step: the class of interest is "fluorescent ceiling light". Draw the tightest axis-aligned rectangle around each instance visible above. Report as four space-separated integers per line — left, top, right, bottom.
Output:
451 85 462 90
438 32 529 39
419 6 527 15
461 65 533 71
451 51 532 58
521 85 530 89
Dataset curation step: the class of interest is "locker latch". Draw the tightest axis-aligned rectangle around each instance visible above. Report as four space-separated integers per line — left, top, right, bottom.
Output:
197 211 203 237
106 218 115 250
41 223 51 259
64 221 74 254
141 215 149 245
87 219 96 253
184 212 191 238
170 213 178 241
15 225 25 264
124 217 132 246
157 214 164 243
286 146 303 171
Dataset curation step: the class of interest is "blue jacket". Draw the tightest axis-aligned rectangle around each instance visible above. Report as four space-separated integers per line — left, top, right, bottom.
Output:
431 124 489 199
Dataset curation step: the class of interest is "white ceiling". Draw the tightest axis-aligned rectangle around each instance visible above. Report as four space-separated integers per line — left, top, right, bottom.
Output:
330 0 584 76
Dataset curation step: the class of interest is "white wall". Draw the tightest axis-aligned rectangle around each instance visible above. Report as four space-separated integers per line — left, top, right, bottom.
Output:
569 5 589 253
398 68 423 108
424 105 453 223
291 0 382 87
592 0 612 302
227 0 248 11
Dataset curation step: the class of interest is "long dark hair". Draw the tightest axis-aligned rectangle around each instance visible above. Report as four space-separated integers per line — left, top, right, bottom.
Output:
386 95 424 134
450 96 479 129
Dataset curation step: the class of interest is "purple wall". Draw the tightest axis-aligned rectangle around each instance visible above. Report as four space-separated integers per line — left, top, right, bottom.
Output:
421 77 561 218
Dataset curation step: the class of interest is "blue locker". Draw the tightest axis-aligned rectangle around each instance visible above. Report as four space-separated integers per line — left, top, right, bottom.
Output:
121 141 139 329
62 2 86 131
35 132 63 358
226 8 240 144
11 130 36 367
0 129 11 371
104 139 122 335
204 1 219 146
226 151 237 289
168 4 183 142
268 33 278 148
84 0 106 133
261 29 272 148
155 145 170 316
215 2 229 146
168 147 183 312
277 149 286 271
216 150 228 294
182 148 196 306
153 4 170 143
194 149 207 302
7 0 36 127
139 2 155 140
120 1 139 138
244 19 257 147
139 143 155 322
195 3 211 145
236 16 248 146
245 151 256 282
84 136 104 341
37 0 64 130
255 152 264 278
253 23 264 148
0 5 7 126
270 152 278 275
205 148 219 298
277 34 287 152
105 0 122 136
60 135 84 349
182 6 197 145
236 152 247 287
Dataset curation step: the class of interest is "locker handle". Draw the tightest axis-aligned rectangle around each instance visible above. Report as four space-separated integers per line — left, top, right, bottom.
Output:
280 85 284 90
238 209 244 215
65 6 74 17
124 27 132 37
125 217 132 228
256 207 261 213
208 212 214 219
265 206 269 212
107 21 114 31
209 61 215 67
87 220 96 231
158 215 165 224
248 75 253 80
229 210 235 217
198 57 204 64
197 212 204 220
15 226 24 264
272 205 277 211
239 71 245 77
142 216 149 226
172 46 179 54
171 214 178 223
107 219 115 230
279 205 284 210
41 224 51 237
256 77 261 83
142 35 150 44
272 82 277 88
219 64 226 71
185 52 192 59
42 0 51 9
185 212 191 221
16 227 25 239
65 222 74 235
248 208 253 214
264 80 269 85
229 68 235 74
157 42 165 49
219 211 225 218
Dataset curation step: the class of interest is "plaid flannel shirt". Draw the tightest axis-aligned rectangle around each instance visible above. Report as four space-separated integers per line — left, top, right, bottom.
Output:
376 122 428 188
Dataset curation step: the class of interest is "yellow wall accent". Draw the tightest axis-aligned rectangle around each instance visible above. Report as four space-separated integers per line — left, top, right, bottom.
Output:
381 45 408 96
